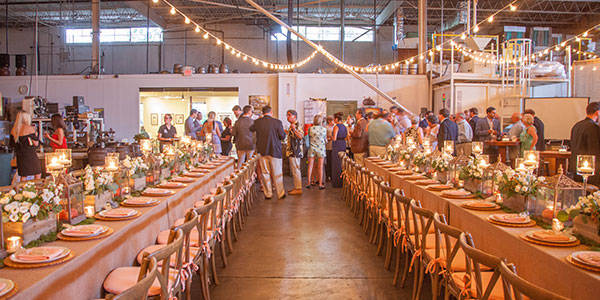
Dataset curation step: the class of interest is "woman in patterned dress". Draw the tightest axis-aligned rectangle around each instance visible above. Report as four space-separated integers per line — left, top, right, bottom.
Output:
306 114 327 189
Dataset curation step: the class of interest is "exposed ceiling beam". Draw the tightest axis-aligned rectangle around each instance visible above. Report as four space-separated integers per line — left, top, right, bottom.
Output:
126 1 166 28
376 0 402 28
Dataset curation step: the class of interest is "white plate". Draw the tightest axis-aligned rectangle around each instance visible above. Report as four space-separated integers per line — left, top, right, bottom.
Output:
489 214 530 224
123 197 159 206
143 188 173 195
99 208 137 218
462 200 497 208
0 278 15 297
61 224 109 237
571 251 600 267
10 246 70 264
525 230 576 244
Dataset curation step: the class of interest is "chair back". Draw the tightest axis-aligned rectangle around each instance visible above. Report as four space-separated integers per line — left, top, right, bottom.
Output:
192 196 218 265
394 192 412 239
222 179 234 217
379 181 397 222
459 232 507 300
432 213 463 273
139 229 185 299
371 174 384 207
409 200 435 250
498 261 568 300
106 257 159 300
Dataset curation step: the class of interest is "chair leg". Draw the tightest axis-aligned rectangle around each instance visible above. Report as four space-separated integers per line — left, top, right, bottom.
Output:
401 250 410 288
219 237 228 267
231 213 239 241
376 223 385 256
226 221 234 254
384 232 393 270
412 260 421 300
211 253 220 285
393 245 402 286
430 270 439 300
201 257 211 300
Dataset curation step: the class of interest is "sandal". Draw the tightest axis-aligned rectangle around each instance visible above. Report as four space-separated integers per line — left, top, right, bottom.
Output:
319 185 326 190
305 184 311 189
311 181 317 186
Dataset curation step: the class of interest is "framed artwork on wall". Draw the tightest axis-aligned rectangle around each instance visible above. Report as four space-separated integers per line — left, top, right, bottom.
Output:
175 114 185 125
216 112 233 123
151 113 159 125
249 95 270 116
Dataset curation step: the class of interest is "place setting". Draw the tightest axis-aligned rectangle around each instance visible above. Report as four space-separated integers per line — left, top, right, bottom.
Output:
157 181 187 189
121 196 160 207
182 171 205 178
0 278 18 299
486 213 537 227
3 246 75 268
404 174 428 181
57 224 114 241
170 176 196 183
141 187 177 197
440 189 475 199
95 208 141 221
426 183 454 191
460 200 501 211
395 170 413 176
519 229 580 247
415 179 439 186
567 251 600 273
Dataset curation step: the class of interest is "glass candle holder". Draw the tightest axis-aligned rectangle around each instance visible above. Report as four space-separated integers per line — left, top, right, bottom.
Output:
515 158 527 173
577 155 595 177
84 206 95 218
140 139 152 154
406 136 415 146
105 155 120 172
45 152 64 173
472 142 483 156
56 148 72 169
6 236 22 253
444 141 454 155
478 155 490 168
523 150 540 169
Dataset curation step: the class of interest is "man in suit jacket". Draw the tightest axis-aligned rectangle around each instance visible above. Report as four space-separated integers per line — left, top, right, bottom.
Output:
350 108 369 165
570 102 600 185
475 106 501 162
468 107 480 140
250 105 286 199
437 108 458 152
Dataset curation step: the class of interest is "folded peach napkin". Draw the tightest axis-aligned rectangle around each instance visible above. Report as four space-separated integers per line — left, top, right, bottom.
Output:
495 214 529 223
15 247 64 261
125 198 154 205
103 209 135 217
576 252 600 267
0 282 6 292
532 231 570 242
63 225 104 236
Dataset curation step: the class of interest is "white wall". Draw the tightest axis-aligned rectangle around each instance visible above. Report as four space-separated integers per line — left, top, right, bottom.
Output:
0 73 428 140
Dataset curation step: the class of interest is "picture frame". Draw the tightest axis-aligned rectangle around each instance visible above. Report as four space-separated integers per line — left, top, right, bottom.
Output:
175 114 184 125
249 95 270 116
216 112 234 124
151 113 159 126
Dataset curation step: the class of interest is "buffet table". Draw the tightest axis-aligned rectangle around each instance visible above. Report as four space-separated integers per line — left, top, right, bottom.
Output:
365 158 600 300
1 157 234 300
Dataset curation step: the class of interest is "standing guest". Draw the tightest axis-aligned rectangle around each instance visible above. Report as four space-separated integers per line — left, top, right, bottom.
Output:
425 114 440 150
232 105 242 119
437 108 458 151
351 108 369 165
207 111 223 133
368 112 396 157
232 105 255 168
184 109 201 139
366 111 374 122
203 113 222 155
325 116 335 182
10 111 41 183
475 107 501 162
306 115 327 189
524 109 545 151
158 114 177 151
220 117 233 156
44 113 68 150
519 114 538 157
455 112 473 156
468 107 480 137
570 102 600 185
331 112 347 188
345 114 356 159
419 111 433 129
507 112 526 161
195 112 203 140
250 106 286 199
286 110 304 195
464 110 471 123
396 108 412 133
403 115 424 145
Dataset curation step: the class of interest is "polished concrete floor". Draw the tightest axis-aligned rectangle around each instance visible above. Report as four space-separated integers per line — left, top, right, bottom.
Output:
200 177 429 300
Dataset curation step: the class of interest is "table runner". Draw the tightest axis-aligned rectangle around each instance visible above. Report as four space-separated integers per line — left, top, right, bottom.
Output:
365 159 600 300
1 158 234 300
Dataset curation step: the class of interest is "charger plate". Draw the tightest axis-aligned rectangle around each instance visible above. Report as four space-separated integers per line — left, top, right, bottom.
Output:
519 233 580 247
57 227 114 241
566 255 600 273
4 252 74 268
0 281 18 300
95 211 142 221
486 217 536 227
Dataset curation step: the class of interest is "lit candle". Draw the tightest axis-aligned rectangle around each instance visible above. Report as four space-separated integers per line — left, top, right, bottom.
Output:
552 218 564 233
579 160 593 174
84 206 95 218
48 157 64 171
6 236 22 253
106 161 119 172
502 136 509 142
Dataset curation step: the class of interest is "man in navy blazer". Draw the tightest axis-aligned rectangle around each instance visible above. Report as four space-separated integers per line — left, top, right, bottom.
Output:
475 106 501 162
437 108 458 152
250 105 286 199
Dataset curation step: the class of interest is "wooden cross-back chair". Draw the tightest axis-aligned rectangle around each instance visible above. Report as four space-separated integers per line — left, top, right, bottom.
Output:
105 257 159 300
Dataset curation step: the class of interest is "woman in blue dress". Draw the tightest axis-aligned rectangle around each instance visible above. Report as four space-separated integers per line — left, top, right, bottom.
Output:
331 112 347 188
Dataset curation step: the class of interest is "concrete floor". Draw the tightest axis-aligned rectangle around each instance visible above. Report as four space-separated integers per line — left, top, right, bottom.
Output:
193 177 430 300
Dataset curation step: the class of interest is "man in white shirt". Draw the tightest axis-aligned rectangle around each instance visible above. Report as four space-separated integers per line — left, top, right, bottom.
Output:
507 112 526 162
391 106 412 134
455 112 473 156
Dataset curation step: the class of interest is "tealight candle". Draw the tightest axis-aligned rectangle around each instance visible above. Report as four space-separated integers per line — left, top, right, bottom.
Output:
502 136 509 142
48 157 64 171
84 206 95 218
106 161 119 172
6 236 22 253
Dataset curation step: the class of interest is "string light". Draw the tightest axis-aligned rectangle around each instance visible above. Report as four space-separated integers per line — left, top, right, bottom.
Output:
152 0 158 3
184 17 190 24
488 16 494 23
170 6 176 14
583 31 589 37
461 33 466 40
195 26 200 33
203 33 209 39
510 4 517 11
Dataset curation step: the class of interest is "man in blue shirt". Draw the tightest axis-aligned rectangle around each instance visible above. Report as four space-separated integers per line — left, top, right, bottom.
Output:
419 111 432 129
368 112 396 157
184 109 202 139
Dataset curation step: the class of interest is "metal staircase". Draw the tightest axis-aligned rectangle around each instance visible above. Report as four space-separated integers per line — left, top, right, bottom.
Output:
501 39 532 127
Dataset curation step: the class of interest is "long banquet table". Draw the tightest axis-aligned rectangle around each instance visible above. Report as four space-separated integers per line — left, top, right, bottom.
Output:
0 158 234 300
365 158 600 300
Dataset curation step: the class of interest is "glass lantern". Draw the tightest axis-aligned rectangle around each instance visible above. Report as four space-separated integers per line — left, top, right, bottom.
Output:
523 150 540 171
483 158 510 197
576 154 595 194
472 141 483 156
536 165 584 221
56 148 72 170
105 155 120 173
57 174 86 224
139 139 153 155
45 152 64 178
449 155 471 186
443 141 454 155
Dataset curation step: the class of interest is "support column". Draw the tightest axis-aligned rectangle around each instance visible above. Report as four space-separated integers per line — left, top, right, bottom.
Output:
91 0 100 74
340 0 345 63
417 0 426 74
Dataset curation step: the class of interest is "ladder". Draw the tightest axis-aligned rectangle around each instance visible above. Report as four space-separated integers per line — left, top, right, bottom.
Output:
501 38 532 128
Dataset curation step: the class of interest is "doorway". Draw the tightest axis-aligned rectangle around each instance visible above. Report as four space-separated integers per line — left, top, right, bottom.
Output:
326 100 357 120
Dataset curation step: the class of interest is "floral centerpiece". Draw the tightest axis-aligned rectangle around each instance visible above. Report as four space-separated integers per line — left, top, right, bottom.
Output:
412 151 429 172
123 155 149 191
458 156 487 193
81 165 118 212
563 192 600 243
1 181 62 245
495 168 544 212
431 153 453 183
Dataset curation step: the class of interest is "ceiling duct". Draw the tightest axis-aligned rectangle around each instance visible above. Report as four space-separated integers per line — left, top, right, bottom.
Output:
441 1 468 32
393 8 405 46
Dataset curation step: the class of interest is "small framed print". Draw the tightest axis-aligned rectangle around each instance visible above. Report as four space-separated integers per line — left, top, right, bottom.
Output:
175 114 185 125
151 113 159 125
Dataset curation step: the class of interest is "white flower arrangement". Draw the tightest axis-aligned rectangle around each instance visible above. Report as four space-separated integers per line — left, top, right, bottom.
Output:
1 181 63 223
80 165 117 196
431 153 452 172
495 168 543 198
123 155 149 179
459 156 486 180
561 191 600 224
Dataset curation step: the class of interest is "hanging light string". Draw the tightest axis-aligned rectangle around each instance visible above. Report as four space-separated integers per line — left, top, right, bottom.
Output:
155 0 317 70
528 23 600 62
316 0 522 73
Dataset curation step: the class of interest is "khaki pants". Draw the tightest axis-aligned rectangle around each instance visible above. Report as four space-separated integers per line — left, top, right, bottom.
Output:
369 145 387 158
289 157 302 190
259 155 285 199
237 150 254 169
456 143 472 156
354 152 366 166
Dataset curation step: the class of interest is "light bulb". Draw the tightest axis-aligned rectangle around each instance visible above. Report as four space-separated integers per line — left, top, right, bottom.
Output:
561 41 566 47
203 33 209 39
195 26 200 33
555 45 559 51
583 31 589 37
216 39 222 45
225 44 230 49
152 0 158 3
461 33 466 40
243 56 248 61
576 37 581 42
474 25 480 33
231 49 236 55
185 17 190 24
510 4 516 11
170 7 176 14
488 15 494 23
